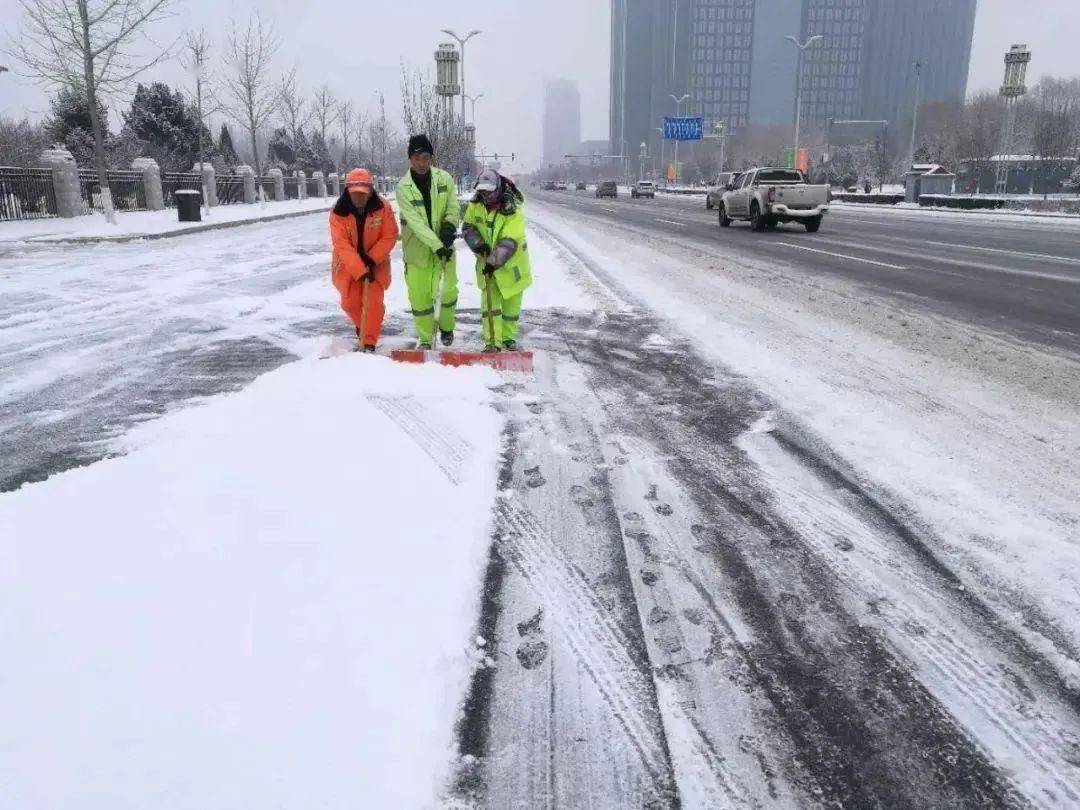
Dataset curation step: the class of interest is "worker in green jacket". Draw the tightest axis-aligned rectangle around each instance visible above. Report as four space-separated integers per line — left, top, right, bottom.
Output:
395 134 460 349
462 168 533 352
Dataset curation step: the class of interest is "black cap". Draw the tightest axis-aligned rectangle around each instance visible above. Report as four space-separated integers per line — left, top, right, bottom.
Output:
408 134 435 158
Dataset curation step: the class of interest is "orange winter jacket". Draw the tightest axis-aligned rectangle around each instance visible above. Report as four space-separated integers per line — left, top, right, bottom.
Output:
330 191 399 294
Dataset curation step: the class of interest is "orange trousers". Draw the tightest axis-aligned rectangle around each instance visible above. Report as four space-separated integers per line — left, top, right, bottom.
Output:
339 276 386 347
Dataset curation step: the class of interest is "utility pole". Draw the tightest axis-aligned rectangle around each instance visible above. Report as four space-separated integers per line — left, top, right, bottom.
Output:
786 35 824 163
909 61 923 167
464 93 484 125
655 127 665 182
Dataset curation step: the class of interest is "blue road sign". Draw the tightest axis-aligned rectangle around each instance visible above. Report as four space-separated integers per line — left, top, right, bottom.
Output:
663 116 704 141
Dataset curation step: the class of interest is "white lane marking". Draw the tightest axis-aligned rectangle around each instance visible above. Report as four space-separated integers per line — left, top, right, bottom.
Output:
657 218 687 228
918 239 1080 266
773 241 908 270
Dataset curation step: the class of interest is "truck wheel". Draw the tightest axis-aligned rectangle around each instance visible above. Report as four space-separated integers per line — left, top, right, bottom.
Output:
718 203 731 228
750 203 766 232
804 216 822 233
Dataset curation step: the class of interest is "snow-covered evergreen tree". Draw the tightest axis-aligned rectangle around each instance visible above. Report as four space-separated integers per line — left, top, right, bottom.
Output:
310 130 333 175
43 85 135 168
266 126 295 168
293 128 317 173
218 124 239 168
121 83 211 171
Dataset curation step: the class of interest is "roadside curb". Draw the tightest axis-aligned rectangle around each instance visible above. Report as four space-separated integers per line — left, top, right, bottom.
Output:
15 205 332 246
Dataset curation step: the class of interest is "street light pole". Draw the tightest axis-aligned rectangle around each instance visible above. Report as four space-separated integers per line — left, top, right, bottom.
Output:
909 61 923 167
441 29 482 125
785 34 824 163
655 127 665 181
669 93 690 183
464 93 484 125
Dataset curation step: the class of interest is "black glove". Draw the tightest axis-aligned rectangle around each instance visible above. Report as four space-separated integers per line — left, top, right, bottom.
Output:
436 246 454 261
360 254 376 271
439 222 457 248
359 269 375 283
482 265 496 277
475 241 491 257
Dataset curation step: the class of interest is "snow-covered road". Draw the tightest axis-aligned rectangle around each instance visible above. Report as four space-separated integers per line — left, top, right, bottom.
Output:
4 201 1080 808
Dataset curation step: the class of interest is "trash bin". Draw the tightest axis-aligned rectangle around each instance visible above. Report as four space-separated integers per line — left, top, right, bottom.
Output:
175 189 202 222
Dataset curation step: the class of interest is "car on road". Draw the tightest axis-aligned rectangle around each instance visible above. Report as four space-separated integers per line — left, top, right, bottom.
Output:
542 181 556 191
630 181 656 199
706 172 741 210
555 182 568 191
576 182 588 191
596 180 618 199
718 167 829 232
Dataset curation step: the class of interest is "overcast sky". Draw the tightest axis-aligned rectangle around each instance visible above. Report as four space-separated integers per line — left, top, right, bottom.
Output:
1 0 1078 171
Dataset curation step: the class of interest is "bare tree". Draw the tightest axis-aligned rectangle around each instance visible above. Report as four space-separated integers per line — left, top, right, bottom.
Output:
9 0 178 223
1032 100 1075 198
311 84 339 148
182 28 217 213
219 13 282 203
278 68 312 148
337 99 356 171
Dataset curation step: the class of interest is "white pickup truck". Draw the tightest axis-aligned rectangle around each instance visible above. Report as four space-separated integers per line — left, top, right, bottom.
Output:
718 167 829 232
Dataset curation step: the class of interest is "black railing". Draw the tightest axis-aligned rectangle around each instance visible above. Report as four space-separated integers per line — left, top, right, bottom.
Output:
0 166 58 221
306 178 321 197
217 174 245 205
77 169 147 213
259 176 276 201
283 176 299 200
162 172 202 208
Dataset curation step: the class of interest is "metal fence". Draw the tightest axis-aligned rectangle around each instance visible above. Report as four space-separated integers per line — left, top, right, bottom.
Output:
217 174 245 205
0 167 59 221
77 169 147 213
306 178 321 197
283 176 299 200
162 172 202 208
259 176 276 201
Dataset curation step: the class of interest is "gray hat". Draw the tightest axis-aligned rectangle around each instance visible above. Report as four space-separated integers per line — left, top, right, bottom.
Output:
475 169 500 193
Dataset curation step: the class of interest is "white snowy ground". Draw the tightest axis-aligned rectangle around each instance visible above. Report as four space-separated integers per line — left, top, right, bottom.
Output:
529 197 1080 678
0 196 332 243
0 207 593 809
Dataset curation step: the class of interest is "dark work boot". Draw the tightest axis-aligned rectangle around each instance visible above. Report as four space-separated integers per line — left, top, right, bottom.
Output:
440 330 454 347
502 339 518 351
482 344 501 354
362 344 376 353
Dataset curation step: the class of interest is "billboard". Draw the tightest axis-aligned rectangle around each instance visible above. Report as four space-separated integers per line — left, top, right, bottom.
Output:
663 117 703 141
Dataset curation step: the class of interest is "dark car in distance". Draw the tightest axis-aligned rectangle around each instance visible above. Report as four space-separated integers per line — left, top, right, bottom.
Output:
595 181 618 199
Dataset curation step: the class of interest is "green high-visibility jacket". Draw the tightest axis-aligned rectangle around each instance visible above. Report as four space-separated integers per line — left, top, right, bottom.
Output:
463 200 533 298
395 167 460 268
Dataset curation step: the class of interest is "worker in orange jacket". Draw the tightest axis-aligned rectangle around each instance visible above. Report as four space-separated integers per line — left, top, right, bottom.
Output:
330 168 399 351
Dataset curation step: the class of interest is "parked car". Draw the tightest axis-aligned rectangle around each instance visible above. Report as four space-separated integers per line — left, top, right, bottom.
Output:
576 181 588 191
630 181 656 199
718 167 829 232
542 181 557 191
706 172 741 210
555 182 568 191
596 180 618 199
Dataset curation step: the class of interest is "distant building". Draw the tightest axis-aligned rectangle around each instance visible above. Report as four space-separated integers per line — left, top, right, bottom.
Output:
542 79 582 167
611 0 976 161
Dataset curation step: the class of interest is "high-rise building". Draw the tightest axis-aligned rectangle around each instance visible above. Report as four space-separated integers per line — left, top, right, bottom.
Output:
542 79 582 168
610 0 976 160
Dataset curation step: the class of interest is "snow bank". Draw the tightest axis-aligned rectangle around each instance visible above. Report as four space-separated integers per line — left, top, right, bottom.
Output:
1 353 503 809
0 197 333 244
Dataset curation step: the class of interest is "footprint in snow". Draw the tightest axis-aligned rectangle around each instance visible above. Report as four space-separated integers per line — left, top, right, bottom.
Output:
640 569 660 586
834 537 855 552
517 608 544 638
570 485 595 506
524 466 546 488
654 503 674 517
648 607 672 625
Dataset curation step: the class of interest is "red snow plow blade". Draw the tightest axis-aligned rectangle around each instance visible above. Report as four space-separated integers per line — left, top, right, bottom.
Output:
390 349 534 373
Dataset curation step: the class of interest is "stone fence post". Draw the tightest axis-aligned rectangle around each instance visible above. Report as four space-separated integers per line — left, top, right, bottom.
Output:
313 171 327 198
267 168 285 201
328 172 340 197
193 162 217 207
296 170 307 200
39 147 82 218
235 165 256 204
131 158 164 210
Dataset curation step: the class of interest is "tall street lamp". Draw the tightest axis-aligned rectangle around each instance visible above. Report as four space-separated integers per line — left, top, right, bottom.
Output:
669 93 690 183
464 93 484 125
909 61 925 168
441 29 482 124
785 34 824 161
655 127 665 181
